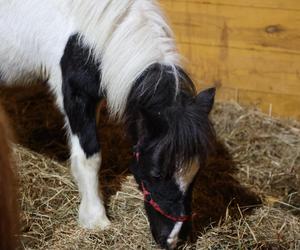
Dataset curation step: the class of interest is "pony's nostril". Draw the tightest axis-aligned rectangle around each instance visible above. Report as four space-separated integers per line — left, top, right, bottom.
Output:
156 236 169 249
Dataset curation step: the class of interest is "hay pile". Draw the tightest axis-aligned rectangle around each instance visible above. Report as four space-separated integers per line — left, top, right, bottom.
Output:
1 86 299 249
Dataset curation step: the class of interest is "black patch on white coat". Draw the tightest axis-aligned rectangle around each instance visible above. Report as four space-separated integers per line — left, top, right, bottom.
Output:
126 64 216 178
60 33 102 157
127 64 216 249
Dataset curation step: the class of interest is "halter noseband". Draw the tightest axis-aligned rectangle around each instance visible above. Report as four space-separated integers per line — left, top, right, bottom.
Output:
141 182 191 222
133 144 192 223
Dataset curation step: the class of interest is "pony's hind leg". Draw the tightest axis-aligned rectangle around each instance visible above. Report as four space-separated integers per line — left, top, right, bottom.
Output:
60 34 110 230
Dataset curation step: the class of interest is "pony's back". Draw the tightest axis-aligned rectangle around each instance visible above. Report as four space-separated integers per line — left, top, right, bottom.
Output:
0 106 18 250
0 0 73 84
0 0 179 117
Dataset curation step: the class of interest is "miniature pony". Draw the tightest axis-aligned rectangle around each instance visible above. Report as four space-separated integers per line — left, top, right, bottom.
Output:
0 1 216 248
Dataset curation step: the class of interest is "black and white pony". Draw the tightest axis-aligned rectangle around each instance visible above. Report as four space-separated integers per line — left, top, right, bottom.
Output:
0 1 216 249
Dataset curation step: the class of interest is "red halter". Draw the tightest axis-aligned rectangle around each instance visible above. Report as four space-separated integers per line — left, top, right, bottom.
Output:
133 145 192 222
141 182 191 222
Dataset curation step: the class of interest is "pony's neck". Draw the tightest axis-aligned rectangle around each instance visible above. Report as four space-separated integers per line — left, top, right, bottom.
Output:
70 0 181 118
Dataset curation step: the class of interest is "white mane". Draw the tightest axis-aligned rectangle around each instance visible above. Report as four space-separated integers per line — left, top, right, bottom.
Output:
0 0 181 118
70 0 181 118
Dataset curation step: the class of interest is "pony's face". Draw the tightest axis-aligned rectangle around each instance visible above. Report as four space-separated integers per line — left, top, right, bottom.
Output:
130 88 216 249
131 156 199 249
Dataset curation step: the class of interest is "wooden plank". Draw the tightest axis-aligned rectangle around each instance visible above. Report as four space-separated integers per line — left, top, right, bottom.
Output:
160 1 300 54
199 85 300 120
210 87 300 120
177 43 300 97
237 89 300 120
158 0 300 119
215 87 238 102
200 86 238 102
171 0 300 11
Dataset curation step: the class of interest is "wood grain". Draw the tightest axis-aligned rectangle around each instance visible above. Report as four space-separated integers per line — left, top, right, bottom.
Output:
179 43 300 96
159 0 300 119
214 86 300 120
161 1 300 54
173 0 300 11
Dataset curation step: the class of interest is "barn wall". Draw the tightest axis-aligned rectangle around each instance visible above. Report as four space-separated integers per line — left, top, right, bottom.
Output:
159 0 300 119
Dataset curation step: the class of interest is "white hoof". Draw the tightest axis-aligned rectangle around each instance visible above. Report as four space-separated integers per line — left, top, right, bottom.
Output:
78 202 111 230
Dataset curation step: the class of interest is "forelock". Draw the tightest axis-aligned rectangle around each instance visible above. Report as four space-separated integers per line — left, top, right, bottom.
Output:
151 104 216 178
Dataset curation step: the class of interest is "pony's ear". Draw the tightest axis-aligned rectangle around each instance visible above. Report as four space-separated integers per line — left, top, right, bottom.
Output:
195 87 216 114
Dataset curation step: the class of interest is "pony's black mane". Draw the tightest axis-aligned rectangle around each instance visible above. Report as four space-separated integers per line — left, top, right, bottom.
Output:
157 99 215 173
125 63 216 178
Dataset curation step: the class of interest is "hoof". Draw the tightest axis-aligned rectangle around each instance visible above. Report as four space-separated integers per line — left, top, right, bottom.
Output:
78 202 111 230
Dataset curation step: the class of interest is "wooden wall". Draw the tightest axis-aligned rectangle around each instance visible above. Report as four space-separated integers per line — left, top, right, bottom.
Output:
159 0 300 119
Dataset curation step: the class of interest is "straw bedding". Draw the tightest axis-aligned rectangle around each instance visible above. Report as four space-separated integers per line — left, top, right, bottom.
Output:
0 85 299 249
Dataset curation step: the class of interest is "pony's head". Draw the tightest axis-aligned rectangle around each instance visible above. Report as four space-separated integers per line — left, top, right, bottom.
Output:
126 64 216 249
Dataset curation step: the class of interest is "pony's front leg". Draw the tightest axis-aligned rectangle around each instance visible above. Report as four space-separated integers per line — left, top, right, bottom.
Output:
63 93 110 230
69 133 110 230
58 33 110 229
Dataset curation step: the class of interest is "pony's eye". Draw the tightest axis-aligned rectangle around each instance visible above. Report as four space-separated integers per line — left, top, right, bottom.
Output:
150 169 161 180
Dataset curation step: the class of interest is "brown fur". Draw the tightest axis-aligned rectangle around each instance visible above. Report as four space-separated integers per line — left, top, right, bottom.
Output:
0 105 18 250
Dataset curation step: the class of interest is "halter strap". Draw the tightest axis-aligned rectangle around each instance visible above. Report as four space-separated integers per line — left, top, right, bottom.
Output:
141 182 192 222
133 142 141 161
133 143 192 222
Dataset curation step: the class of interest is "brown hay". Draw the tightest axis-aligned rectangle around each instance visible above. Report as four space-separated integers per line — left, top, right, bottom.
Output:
0 86 299 249
16 146 155 250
